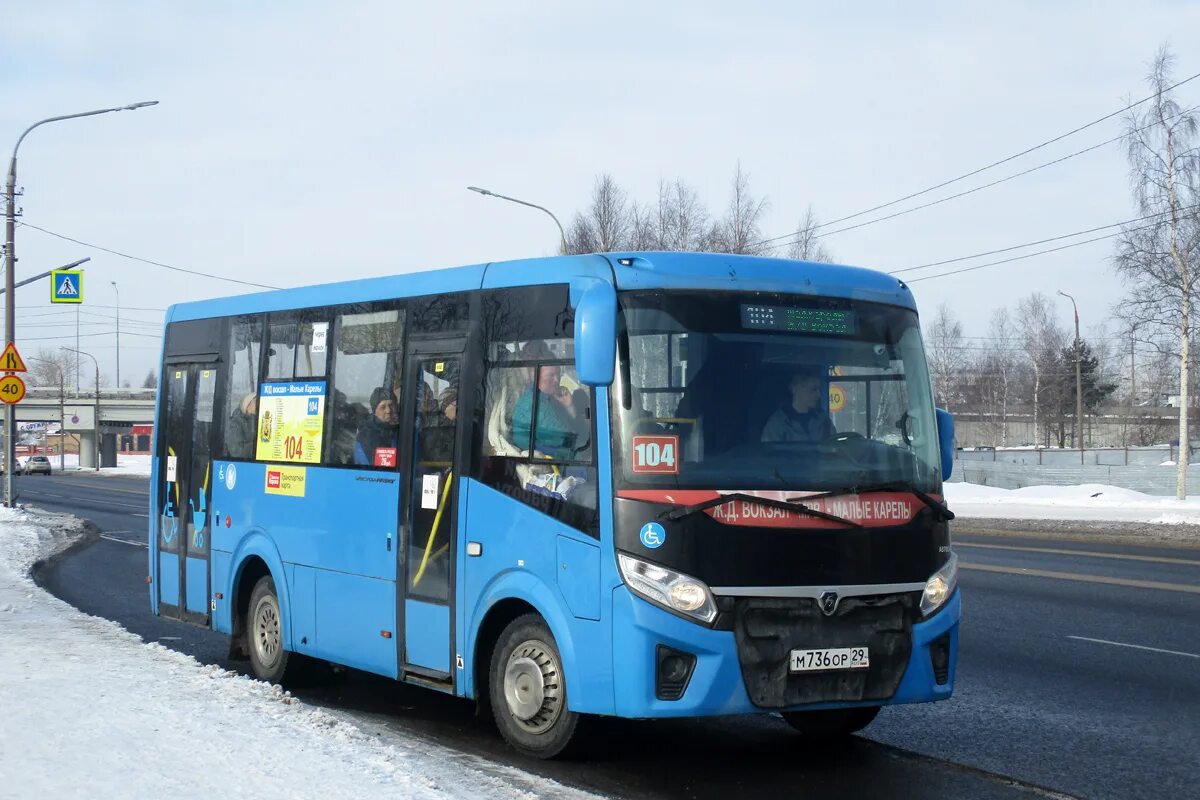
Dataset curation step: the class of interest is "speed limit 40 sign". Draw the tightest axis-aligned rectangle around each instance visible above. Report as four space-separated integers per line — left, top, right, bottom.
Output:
0 374 26 404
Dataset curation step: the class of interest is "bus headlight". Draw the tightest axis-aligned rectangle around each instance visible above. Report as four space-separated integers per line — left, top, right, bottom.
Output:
920 552 958 617
618 553 717 625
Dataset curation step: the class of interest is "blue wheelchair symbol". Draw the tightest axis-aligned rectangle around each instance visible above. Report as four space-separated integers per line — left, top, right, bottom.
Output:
639 522 666 549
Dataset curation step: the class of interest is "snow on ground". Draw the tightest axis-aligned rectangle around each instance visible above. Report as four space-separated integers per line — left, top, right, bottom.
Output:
0 507 597 799
945 481 1200 524
23 452 151 477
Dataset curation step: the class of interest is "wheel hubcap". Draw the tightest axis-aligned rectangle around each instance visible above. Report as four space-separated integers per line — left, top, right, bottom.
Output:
503 638 562 734
253 596 281 669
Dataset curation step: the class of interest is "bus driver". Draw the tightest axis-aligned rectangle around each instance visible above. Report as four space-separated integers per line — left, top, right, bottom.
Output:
761 371 835 443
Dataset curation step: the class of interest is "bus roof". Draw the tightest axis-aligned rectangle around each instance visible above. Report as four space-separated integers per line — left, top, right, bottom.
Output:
167 251 915 322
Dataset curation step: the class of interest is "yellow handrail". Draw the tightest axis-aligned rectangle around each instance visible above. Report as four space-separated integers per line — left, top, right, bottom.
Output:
412 471 453 587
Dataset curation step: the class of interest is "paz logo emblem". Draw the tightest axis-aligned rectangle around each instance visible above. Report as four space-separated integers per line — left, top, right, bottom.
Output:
818 591 839 616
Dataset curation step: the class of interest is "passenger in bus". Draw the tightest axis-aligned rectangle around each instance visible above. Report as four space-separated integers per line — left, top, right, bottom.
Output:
511 362 582 460
226 392 259 458
353 387 399 465
420 388 458 464
761 371 835 443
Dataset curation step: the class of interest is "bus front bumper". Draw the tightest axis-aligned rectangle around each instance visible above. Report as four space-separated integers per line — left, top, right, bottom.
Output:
609 585 960 718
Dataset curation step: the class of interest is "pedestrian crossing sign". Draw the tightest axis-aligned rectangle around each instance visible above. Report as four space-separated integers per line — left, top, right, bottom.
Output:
51 269 84 304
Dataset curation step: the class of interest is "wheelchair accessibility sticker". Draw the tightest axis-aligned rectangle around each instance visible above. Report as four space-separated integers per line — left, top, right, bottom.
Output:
639 522 666 549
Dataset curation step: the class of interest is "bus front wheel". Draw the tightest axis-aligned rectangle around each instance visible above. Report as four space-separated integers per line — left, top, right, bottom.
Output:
488 614 581 759
247 575 293 683
781 706 880 737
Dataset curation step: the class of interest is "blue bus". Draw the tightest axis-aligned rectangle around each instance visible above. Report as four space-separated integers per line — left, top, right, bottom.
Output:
151 252 959 757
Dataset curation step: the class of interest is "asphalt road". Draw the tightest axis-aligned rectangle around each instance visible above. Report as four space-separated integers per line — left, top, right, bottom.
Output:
20 472 1200 799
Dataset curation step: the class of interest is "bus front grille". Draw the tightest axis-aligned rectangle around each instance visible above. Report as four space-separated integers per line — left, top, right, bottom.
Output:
727 593 917 709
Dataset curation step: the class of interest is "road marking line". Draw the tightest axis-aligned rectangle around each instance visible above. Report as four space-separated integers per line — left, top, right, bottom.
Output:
957 541 1200 566
99 534 147 549
960 562 1200 594
1067 635 1200 659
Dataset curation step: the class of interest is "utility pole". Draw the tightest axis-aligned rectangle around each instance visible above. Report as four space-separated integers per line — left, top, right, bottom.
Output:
111 280 120 389
1058 291 1084 464
4 101 158 505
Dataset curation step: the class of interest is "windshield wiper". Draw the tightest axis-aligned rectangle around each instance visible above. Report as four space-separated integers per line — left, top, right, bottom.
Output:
660 492 863 528
788 481 954 522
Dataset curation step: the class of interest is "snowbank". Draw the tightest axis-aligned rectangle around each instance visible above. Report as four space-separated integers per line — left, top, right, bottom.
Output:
25 452 152 477
0 507 596 799
944 481 1200 524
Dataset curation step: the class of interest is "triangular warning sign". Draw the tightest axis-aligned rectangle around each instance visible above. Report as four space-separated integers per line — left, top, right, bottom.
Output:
58 276 78 296
1 343 27 373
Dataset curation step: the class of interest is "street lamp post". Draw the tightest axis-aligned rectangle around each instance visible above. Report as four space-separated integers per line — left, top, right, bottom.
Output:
4 100 158 505
1058 290 1084 465
111 280 120 390
467 186 568 254
62 347 99 471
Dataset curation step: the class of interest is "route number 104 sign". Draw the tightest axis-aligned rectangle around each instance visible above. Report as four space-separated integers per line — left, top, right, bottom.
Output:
631 434 678 474
255 381 327 464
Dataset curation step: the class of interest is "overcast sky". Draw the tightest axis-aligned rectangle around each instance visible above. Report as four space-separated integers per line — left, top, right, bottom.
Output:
2 1 1197 386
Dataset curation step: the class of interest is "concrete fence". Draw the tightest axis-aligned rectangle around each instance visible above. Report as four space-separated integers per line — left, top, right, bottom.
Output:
952 445 1200 495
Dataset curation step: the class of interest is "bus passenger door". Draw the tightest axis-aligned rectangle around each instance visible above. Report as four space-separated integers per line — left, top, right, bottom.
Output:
400 345 463 680
156 363 217 625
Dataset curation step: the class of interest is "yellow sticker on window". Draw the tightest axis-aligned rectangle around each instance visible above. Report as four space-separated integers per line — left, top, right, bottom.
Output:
175 371 182 379
434 362 444 373
202 370 211 378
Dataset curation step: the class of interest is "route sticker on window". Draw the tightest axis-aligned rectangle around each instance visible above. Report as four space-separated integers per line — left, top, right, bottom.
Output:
631 435 679 474
374 447 396 468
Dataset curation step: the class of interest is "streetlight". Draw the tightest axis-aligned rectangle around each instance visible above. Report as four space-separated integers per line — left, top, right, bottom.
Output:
62 347 99 471
28 356 65 474
4 100 158 504
467 185 568 254
1058 290 1084 464
111 280 120 390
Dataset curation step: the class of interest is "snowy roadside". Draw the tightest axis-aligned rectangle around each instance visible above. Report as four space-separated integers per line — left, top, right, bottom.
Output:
0 507 600 800
944 482 1200 544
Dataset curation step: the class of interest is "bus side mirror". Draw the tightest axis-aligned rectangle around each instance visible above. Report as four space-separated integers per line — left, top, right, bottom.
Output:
574 281 616 386
936 408 955 482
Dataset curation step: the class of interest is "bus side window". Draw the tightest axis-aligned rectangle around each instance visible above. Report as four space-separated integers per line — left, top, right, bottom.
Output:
328 307 405 466
224 316 264 460
478 341 598 536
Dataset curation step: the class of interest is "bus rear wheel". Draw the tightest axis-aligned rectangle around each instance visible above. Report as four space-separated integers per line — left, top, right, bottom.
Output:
247 575 293 684
781 706 880 737
488 614 581 759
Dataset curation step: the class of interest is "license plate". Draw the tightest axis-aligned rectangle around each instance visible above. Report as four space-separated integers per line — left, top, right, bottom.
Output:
789 646 870 672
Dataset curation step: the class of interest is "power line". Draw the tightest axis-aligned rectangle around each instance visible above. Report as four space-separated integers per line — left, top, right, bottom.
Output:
903 206 1200 284
16 221 281 290
764 107 1198 252
754 71 1200 251
892 203 1200 276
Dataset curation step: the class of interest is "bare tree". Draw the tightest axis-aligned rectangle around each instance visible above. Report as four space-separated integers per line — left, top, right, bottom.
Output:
657 179 710 251
978 308 1018 446
142 369 157 389
26 348 77 389
565 173 632 254
926 304 968 410
712 162 769 254
1017 292 1067 446
1112 46 1200 497
786 206 835 263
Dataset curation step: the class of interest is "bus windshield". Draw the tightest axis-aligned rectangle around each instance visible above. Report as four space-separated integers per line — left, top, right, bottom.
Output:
613 290 941 494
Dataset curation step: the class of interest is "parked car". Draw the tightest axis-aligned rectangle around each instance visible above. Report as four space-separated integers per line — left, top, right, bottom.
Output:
23 455 52 476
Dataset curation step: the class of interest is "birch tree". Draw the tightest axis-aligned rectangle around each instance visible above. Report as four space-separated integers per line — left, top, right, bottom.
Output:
1112 46 1200 497
1017 293 1067 446
786 206 835 263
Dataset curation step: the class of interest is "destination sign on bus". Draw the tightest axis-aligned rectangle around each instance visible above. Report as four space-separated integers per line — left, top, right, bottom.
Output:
255 381 327 464
741 304 857 335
